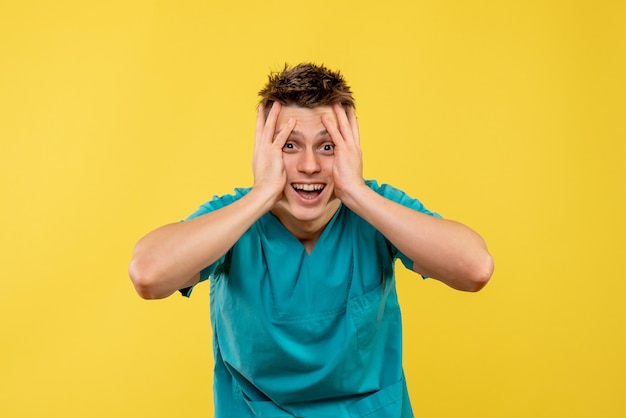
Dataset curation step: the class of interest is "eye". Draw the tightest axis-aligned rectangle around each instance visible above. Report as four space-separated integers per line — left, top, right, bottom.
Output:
320 143 335 154
282 142 297 152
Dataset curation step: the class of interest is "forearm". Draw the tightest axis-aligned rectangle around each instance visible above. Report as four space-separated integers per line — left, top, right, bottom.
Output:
128 187 276 299
341 183 493 291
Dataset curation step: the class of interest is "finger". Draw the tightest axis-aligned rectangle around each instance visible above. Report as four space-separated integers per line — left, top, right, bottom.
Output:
255 104 266 147
332 103 355 146
321 111 344 146
264 102 282 143
346 106 360 145
273 117 296 149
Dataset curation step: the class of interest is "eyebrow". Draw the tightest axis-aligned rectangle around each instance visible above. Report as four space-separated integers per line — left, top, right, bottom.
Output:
288 129 330 138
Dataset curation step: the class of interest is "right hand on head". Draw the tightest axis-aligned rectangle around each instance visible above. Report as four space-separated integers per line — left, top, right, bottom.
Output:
252 102 296 205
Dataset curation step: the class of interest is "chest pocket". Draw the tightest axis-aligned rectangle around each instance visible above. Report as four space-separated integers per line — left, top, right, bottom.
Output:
348 281 388 349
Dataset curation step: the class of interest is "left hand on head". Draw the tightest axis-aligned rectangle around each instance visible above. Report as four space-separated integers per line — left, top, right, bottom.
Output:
322 104 365 201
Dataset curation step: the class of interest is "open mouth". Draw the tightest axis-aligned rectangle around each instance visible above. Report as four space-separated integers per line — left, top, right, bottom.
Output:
292 183 325 200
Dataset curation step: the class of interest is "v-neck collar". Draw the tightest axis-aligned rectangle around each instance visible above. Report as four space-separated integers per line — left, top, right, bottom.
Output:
263 203 344 257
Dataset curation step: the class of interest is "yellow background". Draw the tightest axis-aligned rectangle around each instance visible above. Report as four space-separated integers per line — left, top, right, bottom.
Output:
1 1 624 417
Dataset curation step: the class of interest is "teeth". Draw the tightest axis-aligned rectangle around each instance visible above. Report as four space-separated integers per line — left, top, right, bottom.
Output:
293 183 324 191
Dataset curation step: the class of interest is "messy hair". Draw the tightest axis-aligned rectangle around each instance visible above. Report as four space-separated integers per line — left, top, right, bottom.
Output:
258 63 355 117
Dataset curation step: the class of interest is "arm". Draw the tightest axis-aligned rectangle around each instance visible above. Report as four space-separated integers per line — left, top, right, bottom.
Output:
128 103 295 299
128 188 275 299
338 185 493 291
322 104 494 292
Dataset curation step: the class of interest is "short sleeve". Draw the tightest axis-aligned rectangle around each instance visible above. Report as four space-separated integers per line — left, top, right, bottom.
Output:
178 187 251 297
365 180 442 273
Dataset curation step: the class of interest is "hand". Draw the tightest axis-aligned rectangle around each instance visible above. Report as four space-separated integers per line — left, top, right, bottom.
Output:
322 104 365 201
252 102 296 204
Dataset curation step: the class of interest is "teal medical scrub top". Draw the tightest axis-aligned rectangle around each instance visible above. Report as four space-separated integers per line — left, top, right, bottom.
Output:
182 180 441 417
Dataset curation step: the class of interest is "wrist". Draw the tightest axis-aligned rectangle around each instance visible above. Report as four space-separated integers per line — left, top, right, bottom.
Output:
336 179 369 208
249 183 283 212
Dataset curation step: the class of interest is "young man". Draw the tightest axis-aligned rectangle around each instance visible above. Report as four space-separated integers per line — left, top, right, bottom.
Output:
129 63 494 417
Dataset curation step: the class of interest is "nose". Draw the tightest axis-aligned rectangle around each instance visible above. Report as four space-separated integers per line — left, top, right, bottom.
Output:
297 148 321 174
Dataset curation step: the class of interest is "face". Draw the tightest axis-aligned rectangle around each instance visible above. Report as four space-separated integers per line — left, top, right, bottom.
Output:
271 105 341 236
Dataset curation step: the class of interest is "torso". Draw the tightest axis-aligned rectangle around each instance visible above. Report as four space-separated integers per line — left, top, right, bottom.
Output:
209 204 411 416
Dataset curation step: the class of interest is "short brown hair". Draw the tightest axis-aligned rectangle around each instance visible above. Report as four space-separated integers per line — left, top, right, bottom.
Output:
258 63 355 116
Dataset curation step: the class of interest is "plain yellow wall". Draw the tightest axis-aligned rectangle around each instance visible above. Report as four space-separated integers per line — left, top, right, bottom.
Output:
1 1 625 417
